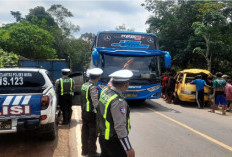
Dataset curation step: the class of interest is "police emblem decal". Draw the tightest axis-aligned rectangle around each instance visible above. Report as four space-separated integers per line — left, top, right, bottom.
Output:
120 107 126 114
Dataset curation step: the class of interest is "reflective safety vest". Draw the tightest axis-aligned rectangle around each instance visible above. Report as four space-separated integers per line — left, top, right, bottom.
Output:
59 78 73 95
81 82 94 112
98 87 131 140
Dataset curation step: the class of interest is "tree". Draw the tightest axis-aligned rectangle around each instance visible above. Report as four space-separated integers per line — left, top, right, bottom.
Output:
10 11 22 22
0 48 18 68
48 4 79 37
66 39 91 71
192 3 226 71
24 6 65 58
47 4 80 59
26 6 57 28
79 32 95 50
143 1 200 69
142 0 232 74
0 21 57 59
115 24 134 32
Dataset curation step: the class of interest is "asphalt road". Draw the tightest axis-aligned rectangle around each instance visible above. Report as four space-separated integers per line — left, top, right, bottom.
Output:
129 99 232 157
0 107 79 157
0 100 232 157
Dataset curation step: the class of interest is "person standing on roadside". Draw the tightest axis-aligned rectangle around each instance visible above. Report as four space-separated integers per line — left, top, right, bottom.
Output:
55 69 74 125
161 72 168 99
207 76 214 108
212 72 227 114
98 70 135 157
191 75 208 108
166 72 176 104
80 68 103 157
225 79 232 112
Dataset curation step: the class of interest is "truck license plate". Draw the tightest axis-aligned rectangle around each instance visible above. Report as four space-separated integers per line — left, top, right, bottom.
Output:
0 120 12 130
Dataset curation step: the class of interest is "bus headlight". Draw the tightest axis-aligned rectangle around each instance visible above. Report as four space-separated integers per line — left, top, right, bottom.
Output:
147 85 160 92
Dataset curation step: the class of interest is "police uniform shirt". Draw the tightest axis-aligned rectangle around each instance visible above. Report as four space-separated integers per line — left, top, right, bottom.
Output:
55 76 75 95
89 81 99 109
110 86 132 150
110 87 128 138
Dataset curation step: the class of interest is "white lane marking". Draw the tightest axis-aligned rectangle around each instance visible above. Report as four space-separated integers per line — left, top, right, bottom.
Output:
22 96 31 105
12 96 23 105
3 96 14 105
147 107 232 152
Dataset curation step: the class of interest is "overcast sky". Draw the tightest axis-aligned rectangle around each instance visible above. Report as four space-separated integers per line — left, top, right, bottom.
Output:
0 0 153 37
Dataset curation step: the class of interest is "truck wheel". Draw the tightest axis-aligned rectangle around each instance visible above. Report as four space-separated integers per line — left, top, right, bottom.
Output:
44 122 58 141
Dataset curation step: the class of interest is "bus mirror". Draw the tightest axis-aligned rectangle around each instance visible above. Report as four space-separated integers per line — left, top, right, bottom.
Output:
92 50 100 66
164 52 171 68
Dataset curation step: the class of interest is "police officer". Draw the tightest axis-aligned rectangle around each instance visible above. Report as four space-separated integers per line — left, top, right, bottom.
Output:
55 68 74 125
81 68 103 157
98 70 135 157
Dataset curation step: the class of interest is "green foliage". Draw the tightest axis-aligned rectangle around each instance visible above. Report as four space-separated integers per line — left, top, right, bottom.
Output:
192 22 207 36
1 4 94 71
10 11 22 22
26 6 57 28
143 1 232 74
67 39 91 71
80 33 95 45
48 4 80 37
0 48 18 68
0 20 57 59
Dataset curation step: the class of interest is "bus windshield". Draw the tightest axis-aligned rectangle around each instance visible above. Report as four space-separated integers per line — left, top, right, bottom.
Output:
101 54 159 79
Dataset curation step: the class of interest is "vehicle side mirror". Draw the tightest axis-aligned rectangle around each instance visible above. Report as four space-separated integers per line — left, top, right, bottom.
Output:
164 52 171 68
92 49 100 66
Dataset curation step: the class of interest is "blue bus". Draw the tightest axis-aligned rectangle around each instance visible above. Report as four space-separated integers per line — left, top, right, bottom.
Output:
91 31 171 100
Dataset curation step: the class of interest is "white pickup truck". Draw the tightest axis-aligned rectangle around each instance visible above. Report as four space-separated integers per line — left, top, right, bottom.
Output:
0 68 58 140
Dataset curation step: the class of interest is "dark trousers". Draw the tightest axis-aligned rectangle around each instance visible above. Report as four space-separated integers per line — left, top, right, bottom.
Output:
196 90 204 108
59 95 73 123
99 135 127 157
81 112 97 155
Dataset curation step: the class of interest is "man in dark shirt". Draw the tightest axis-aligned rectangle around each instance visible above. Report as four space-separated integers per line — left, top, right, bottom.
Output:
166 72 176 104
81 68 103 157
207 76 214 108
